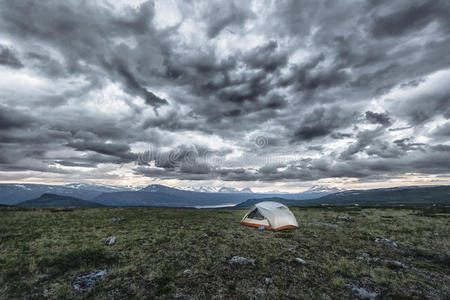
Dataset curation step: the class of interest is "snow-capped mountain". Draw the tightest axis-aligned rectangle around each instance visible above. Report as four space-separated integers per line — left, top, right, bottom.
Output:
240 187 254 193
180 186 254 193
218 187 253 193
64 183 134 192
305 185 344 194
138 184 183 193
180 186 220 193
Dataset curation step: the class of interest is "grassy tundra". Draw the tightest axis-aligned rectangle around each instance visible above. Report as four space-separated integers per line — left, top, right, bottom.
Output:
0 206 449 299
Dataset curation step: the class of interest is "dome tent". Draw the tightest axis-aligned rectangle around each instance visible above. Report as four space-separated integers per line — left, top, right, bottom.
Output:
240 201 299 231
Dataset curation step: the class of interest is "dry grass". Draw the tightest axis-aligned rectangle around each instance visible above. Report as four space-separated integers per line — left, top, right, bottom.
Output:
0 206 449 299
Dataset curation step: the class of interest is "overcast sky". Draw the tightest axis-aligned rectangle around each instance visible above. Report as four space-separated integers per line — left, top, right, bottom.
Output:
0 0 449 192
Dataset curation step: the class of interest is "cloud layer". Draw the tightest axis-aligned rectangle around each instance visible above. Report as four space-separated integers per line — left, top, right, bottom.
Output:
0 0 449 190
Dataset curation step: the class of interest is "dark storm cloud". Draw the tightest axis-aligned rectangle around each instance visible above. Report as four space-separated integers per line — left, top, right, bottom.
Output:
205 1 254 38
100 57 168 107
0 105 35 130
291 107 357 142
54 160 96 168
371 1 450 37
0 0 168 108
365 111 391 126
1 0 450 184
0 44 23 68
243 40 288 72
430 122 450 138
65 141 137 162
340 128 385 160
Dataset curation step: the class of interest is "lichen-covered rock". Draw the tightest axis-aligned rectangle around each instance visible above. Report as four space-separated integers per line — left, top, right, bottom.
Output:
382 260 407 269
375 237 398 247
294 257 307 265
105 236 116 246
71 269 109 293
227 256 255 265
357 253 379 264
345 283 378 299
335 216 355 222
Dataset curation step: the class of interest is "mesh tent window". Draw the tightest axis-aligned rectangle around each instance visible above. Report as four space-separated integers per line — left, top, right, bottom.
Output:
247 208 265 220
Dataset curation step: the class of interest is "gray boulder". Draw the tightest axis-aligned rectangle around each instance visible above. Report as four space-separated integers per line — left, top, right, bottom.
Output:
357 253 380 264
335 216 355 222
294 257 307 265
345 283 378 300
227 256 255 265
375 237 398 247
105 236 116 246
382 260 407 269
71 269 109 293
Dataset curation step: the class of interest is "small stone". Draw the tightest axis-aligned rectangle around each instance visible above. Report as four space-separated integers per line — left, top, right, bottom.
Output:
264 277 273 285
335 216 355 222
357 253 379 264
200 233 209 238
382 260 407 269
287 247 294 252
183 269 192 276
309 222 338 228
313 234 318 238
227 256 255 265
433 232 439 236
105 236 116 246
71 269 109 293
294 257 307 265
345 283 378 300
359 212 368 216
109 218 125 222
375 237 398 247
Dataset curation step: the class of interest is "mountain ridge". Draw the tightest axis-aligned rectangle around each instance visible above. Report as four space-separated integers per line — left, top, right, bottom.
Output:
18 193 106 207
234 185 450 208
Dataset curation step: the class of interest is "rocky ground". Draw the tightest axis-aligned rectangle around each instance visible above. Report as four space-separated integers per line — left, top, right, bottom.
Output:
0 206 449 299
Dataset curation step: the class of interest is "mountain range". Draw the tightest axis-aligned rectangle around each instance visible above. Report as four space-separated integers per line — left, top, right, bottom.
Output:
1 183 449 208
0 183 337 206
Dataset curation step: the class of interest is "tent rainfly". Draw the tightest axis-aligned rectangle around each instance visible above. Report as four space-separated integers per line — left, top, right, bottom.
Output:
241 201 299 231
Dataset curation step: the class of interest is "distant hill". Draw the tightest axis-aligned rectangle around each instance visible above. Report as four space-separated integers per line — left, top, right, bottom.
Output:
233 197 297 209
0 183 123 205
311 185 450 206
18 193 106 207
233 186 450 208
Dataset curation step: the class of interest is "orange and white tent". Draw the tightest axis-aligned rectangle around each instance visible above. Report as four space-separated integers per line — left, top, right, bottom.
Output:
240 201 299 231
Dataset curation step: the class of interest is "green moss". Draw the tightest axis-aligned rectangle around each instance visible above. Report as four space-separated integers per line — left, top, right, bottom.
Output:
0 206 448 299
37 248 117 277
